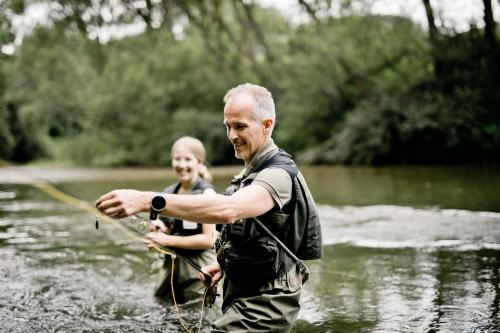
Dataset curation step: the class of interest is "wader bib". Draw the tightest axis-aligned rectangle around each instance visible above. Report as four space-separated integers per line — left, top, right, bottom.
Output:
154 178 217 302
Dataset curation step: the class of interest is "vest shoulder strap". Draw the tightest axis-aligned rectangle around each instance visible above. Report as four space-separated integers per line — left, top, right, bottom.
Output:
165 178 215 195
252 149 298 179
191 178 216 193
163 182 180 194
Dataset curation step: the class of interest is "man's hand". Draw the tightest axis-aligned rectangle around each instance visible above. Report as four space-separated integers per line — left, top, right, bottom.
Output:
200 262 223 288
95 189 151 219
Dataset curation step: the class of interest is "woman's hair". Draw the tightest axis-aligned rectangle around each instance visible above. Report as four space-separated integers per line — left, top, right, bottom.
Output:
171 136 212 181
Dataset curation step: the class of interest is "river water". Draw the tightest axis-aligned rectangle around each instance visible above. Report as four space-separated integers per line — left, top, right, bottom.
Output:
0 165 499 332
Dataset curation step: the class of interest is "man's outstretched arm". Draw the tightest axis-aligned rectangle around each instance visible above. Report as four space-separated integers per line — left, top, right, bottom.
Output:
95 184 275 224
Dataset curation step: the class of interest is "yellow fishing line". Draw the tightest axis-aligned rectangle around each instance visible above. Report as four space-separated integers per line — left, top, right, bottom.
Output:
0 160 207 333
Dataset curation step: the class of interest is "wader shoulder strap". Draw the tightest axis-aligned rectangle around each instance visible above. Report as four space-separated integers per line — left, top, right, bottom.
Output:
164 182 181 194
191 178 216 193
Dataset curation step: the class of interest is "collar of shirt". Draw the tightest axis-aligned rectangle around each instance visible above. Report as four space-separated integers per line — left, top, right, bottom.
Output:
242 138 278 178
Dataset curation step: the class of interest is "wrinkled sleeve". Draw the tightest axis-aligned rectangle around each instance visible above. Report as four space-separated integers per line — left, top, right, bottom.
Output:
252 168 292 209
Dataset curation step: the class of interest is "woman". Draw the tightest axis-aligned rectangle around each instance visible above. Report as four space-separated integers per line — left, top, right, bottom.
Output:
144 136 217 303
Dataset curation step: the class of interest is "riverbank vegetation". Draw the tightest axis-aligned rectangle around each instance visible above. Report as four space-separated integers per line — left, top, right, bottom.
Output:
0 0 498 166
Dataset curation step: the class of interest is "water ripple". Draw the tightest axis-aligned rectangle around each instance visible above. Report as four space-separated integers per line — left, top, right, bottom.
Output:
319 205 500 249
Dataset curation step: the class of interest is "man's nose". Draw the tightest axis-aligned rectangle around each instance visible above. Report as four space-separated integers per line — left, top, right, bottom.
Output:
227 128 238 141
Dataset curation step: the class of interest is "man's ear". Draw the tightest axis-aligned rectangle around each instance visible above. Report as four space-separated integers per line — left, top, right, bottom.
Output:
263 119 273 133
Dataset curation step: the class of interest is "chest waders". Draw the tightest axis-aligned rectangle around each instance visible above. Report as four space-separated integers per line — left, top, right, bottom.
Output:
161 178 214 240
216 149 322 287
154 178 216 299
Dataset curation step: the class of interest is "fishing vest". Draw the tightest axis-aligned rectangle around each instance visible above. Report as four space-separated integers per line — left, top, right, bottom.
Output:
162 178 215 237
217 149 322 286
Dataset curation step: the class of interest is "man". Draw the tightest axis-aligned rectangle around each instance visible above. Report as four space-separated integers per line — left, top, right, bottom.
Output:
96 83 321 332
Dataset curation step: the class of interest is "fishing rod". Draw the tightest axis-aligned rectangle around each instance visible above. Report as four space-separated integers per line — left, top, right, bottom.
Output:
124 215 211 276
103 213 218 307
144 235 212 278
0 160 216 333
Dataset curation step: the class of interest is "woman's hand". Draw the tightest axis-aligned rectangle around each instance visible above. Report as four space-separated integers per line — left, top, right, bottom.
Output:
143 231 172 248
150 219 168 233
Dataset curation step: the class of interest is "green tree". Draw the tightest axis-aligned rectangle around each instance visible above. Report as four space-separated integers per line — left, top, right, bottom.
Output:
2 0 499 166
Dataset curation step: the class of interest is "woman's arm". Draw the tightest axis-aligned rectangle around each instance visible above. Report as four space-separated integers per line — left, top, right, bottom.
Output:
144 223 217 250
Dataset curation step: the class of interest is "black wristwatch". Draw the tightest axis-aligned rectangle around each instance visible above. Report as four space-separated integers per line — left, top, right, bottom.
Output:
150 194 167 220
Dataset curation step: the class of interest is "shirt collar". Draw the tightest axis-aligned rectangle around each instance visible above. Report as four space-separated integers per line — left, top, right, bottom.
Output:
243 138 278 177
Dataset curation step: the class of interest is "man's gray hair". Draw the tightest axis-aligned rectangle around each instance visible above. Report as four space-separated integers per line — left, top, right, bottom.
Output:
223 83 276 122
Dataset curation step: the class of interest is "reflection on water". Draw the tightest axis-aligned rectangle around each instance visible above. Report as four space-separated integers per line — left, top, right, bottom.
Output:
292 200 500 332
301 165 500 212
295 245 500 332
0 166 499 332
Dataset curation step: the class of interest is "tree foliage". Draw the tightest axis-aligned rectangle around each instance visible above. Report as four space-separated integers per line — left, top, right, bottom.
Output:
0 0 498 166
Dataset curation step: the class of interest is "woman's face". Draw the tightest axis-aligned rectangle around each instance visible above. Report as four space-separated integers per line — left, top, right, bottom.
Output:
171 146 201 183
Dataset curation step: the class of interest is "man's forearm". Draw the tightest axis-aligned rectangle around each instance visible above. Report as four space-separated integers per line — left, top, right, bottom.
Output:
162 192 239 224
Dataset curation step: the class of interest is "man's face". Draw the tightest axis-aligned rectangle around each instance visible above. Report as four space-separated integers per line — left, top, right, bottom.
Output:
223 94 271 164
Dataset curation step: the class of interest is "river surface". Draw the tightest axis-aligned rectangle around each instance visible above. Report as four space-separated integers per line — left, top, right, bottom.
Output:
0 165 499 332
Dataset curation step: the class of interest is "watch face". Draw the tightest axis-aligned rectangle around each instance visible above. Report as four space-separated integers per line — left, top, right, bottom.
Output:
151 195 166 211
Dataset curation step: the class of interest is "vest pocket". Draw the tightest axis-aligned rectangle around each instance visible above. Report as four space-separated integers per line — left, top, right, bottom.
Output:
222 238 279 285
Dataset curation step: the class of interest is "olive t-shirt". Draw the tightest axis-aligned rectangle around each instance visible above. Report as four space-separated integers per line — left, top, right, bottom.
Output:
243 139 292 209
